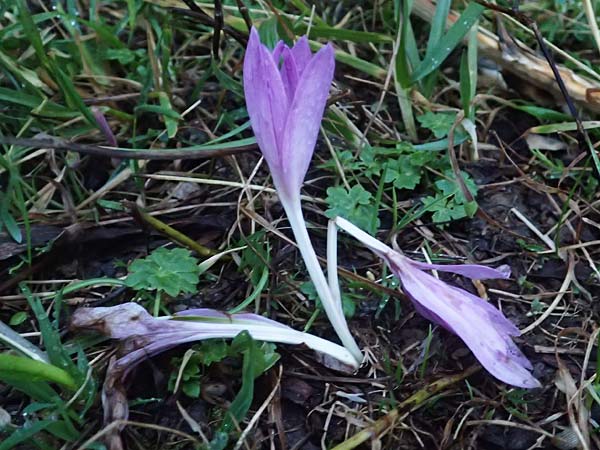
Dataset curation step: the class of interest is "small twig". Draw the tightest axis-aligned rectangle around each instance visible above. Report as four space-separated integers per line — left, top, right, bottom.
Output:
213 0 224 60
264 0 295 41
330 366 480 450
0 136 256 160
232 366 282 450
170 7 247 46
234 0 252 31
129 203 217 257
510 207 557 253
181 0 202 13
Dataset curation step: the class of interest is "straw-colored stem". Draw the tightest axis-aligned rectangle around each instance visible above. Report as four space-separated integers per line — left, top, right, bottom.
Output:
331 365 480 450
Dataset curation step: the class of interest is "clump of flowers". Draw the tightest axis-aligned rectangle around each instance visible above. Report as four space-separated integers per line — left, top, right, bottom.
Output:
243 27 362 364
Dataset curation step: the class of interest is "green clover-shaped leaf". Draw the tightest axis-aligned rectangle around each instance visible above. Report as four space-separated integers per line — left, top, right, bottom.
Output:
417 111 457 138
125 247 201 297
325 185 380 232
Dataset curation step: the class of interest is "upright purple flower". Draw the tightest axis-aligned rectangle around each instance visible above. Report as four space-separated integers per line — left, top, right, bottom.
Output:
243 28 362 364
243 28 333 201
334 217 540 388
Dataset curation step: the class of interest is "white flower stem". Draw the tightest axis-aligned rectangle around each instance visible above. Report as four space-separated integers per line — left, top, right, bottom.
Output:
168 322 358 369
327 220 341 306
334 216 392 255
283 199 362 364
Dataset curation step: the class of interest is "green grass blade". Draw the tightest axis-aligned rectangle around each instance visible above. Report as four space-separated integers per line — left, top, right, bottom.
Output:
411 3 485 82
0 321 48 363
0 354 77 390
425 0 451 55
22 286 81 381
17 0 50 66
310 42 386 79
0 419 56 450
529 121 600 133
288 0 327 26
298 25 393 44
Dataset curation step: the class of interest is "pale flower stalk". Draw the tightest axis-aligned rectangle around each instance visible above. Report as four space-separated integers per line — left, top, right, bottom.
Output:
243 28 362 363
333 216 540 388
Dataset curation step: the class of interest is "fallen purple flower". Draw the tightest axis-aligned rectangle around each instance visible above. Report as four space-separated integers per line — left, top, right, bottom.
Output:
333 217 540 388
71 303 358 449
71 303 357 375
243 28 361 363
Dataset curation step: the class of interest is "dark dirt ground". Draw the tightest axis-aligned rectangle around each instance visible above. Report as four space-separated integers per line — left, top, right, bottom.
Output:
2 1 600 450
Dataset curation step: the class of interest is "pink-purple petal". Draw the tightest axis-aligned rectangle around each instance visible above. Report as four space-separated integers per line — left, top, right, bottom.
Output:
393 258 539 388
280 47 300 100
243 28 289 176
446 285 520 337
409 260 511 280
291 35 313 74
272 40 286 64
280 44 335 192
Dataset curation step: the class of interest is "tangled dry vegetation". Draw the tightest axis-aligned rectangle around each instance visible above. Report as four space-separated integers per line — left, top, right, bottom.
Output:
1 1 600 449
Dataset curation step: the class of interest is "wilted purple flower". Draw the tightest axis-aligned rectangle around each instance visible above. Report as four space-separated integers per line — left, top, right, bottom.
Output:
334 217 540 388
71 303 357 450
71 303 357 373
243 28 362 363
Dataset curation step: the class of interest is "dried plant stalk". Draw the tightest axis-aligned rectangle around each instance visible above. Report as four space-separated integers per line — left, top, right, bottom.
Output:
413 0 600 113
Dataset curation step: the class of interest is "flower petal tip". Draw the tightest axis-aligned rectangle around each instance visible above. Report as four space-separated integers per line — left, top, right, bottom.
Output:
496 264 512 279
248 27 260 45
320 43 335 58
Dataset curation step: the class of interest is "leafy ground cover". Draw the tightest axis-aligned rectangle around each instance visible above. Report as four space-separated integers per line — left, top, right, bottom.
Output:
1 0 600 449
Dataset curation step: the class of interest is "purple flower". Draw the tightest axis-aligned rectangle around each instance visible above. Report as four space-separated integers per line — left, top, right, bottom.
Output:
71 303 357 372
243 29 362 363
334 217 540 388
243 28 334 201
71 303 357 448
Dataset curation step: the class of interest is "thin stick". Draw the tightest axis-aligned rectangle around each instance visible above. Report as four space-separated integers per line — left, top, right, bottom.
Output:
520 252 574 334
171 6 247 46
232 366 282 450
0 136 256 160
330 366 480 450
213 0 224 59
234 0 252 30
510 207 556 252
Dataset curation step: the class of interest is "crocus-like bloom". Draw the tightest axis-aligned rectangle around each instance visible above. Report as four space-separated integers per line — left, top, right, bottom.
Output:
243 28 362 363
333 217 540 388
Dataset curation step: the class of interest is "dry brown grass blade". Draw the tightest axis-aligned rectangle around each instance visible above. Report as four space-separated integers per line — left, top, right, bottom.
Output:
554 328 596 450
412 0 600 113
